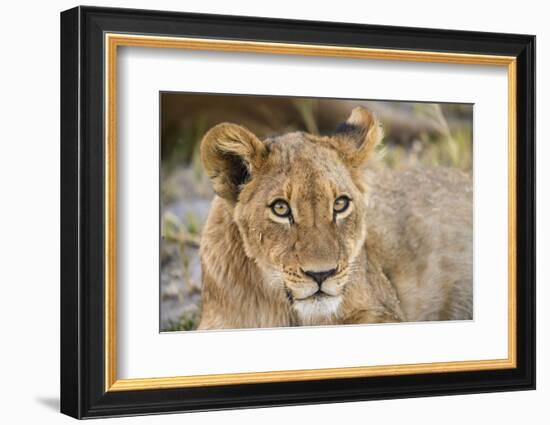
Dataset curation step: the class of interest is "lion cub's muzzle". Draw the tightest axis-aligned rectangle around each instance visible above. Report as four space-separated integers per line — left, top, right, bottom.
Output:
286 265 347 301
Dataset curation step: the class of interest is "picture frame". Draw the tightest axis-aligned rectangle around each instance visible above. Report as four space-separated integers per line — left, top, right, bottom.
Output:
60 5 535 419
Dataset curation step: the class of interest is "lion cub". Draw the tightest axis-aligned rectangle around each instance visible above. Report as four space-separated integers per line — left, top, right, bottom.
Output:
197 107 472 330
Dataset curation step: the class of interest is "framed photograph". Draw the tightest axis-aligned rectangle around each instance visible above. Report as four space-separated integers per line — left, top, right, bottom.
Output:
60 6 535 419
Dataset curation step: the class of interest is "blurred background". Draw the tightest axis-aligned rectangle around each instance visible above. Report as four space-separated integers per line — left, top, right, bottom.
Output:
160 93 473 332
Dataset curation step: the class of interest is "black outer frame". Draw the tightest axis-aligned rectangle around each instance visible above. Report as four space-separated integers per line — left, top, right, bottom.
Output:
60 5 536 419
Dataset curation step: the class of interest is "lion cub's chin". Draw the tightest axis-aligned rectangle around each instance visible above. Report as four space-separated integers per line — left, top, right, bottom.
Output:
293 294 342 326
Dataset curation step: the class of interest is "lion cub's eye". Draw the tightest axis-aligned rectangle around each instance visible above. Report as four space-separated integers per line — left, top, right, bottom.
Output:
270 200 292 218
334 196 351 214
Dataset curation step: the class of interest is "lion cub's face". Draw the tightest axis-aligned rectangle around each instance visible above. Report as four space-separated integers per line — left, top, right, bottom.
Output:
201 107 382 324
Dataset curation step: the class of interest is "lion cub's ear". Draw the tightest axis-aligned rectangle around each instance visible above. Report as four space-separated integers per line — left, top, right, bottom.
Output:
200 123 267 202
334 106 383 167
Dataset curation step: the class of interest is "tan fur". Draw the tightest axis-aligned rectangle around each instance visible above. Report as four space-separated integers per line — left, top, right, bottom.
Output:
197 107 472 330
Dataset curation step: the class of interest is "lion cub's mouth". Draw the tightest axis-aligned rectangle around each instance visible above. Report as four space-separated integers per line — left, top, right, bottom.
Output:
295 290 334 301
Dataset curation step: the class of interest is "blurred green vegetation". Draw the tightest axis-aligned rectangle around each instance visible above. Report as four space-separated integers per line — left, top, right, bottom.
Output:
379 103 472 170
164 311 201 332
161 94 473 175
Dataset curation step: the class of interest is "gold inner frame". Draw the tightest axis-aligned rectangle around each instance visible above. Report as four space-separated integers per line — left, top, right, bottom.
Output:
104 33 517 392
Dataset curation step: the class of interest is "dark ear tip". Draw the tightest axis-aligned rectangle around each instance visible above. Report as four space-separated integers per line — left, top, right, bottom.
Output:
335 122 360 135
335 106 378 135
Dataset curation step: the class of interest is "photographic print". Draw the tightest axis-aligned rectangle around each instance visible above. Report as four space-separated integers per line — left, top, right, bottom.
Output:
160 94 473 332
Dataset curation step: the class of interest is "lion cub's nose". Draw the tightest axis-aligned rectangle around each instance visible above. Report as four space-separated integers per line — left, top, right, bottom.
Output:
304 268 337 286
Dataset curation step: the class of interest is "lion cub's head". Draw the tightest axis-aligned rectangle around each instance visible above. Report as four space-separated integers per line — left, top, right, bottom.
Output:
200 107 382 324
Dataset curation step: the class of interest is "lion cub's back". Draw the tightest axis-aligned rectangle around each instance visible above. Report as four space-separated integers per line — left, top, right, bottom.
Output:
364 167 473 321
